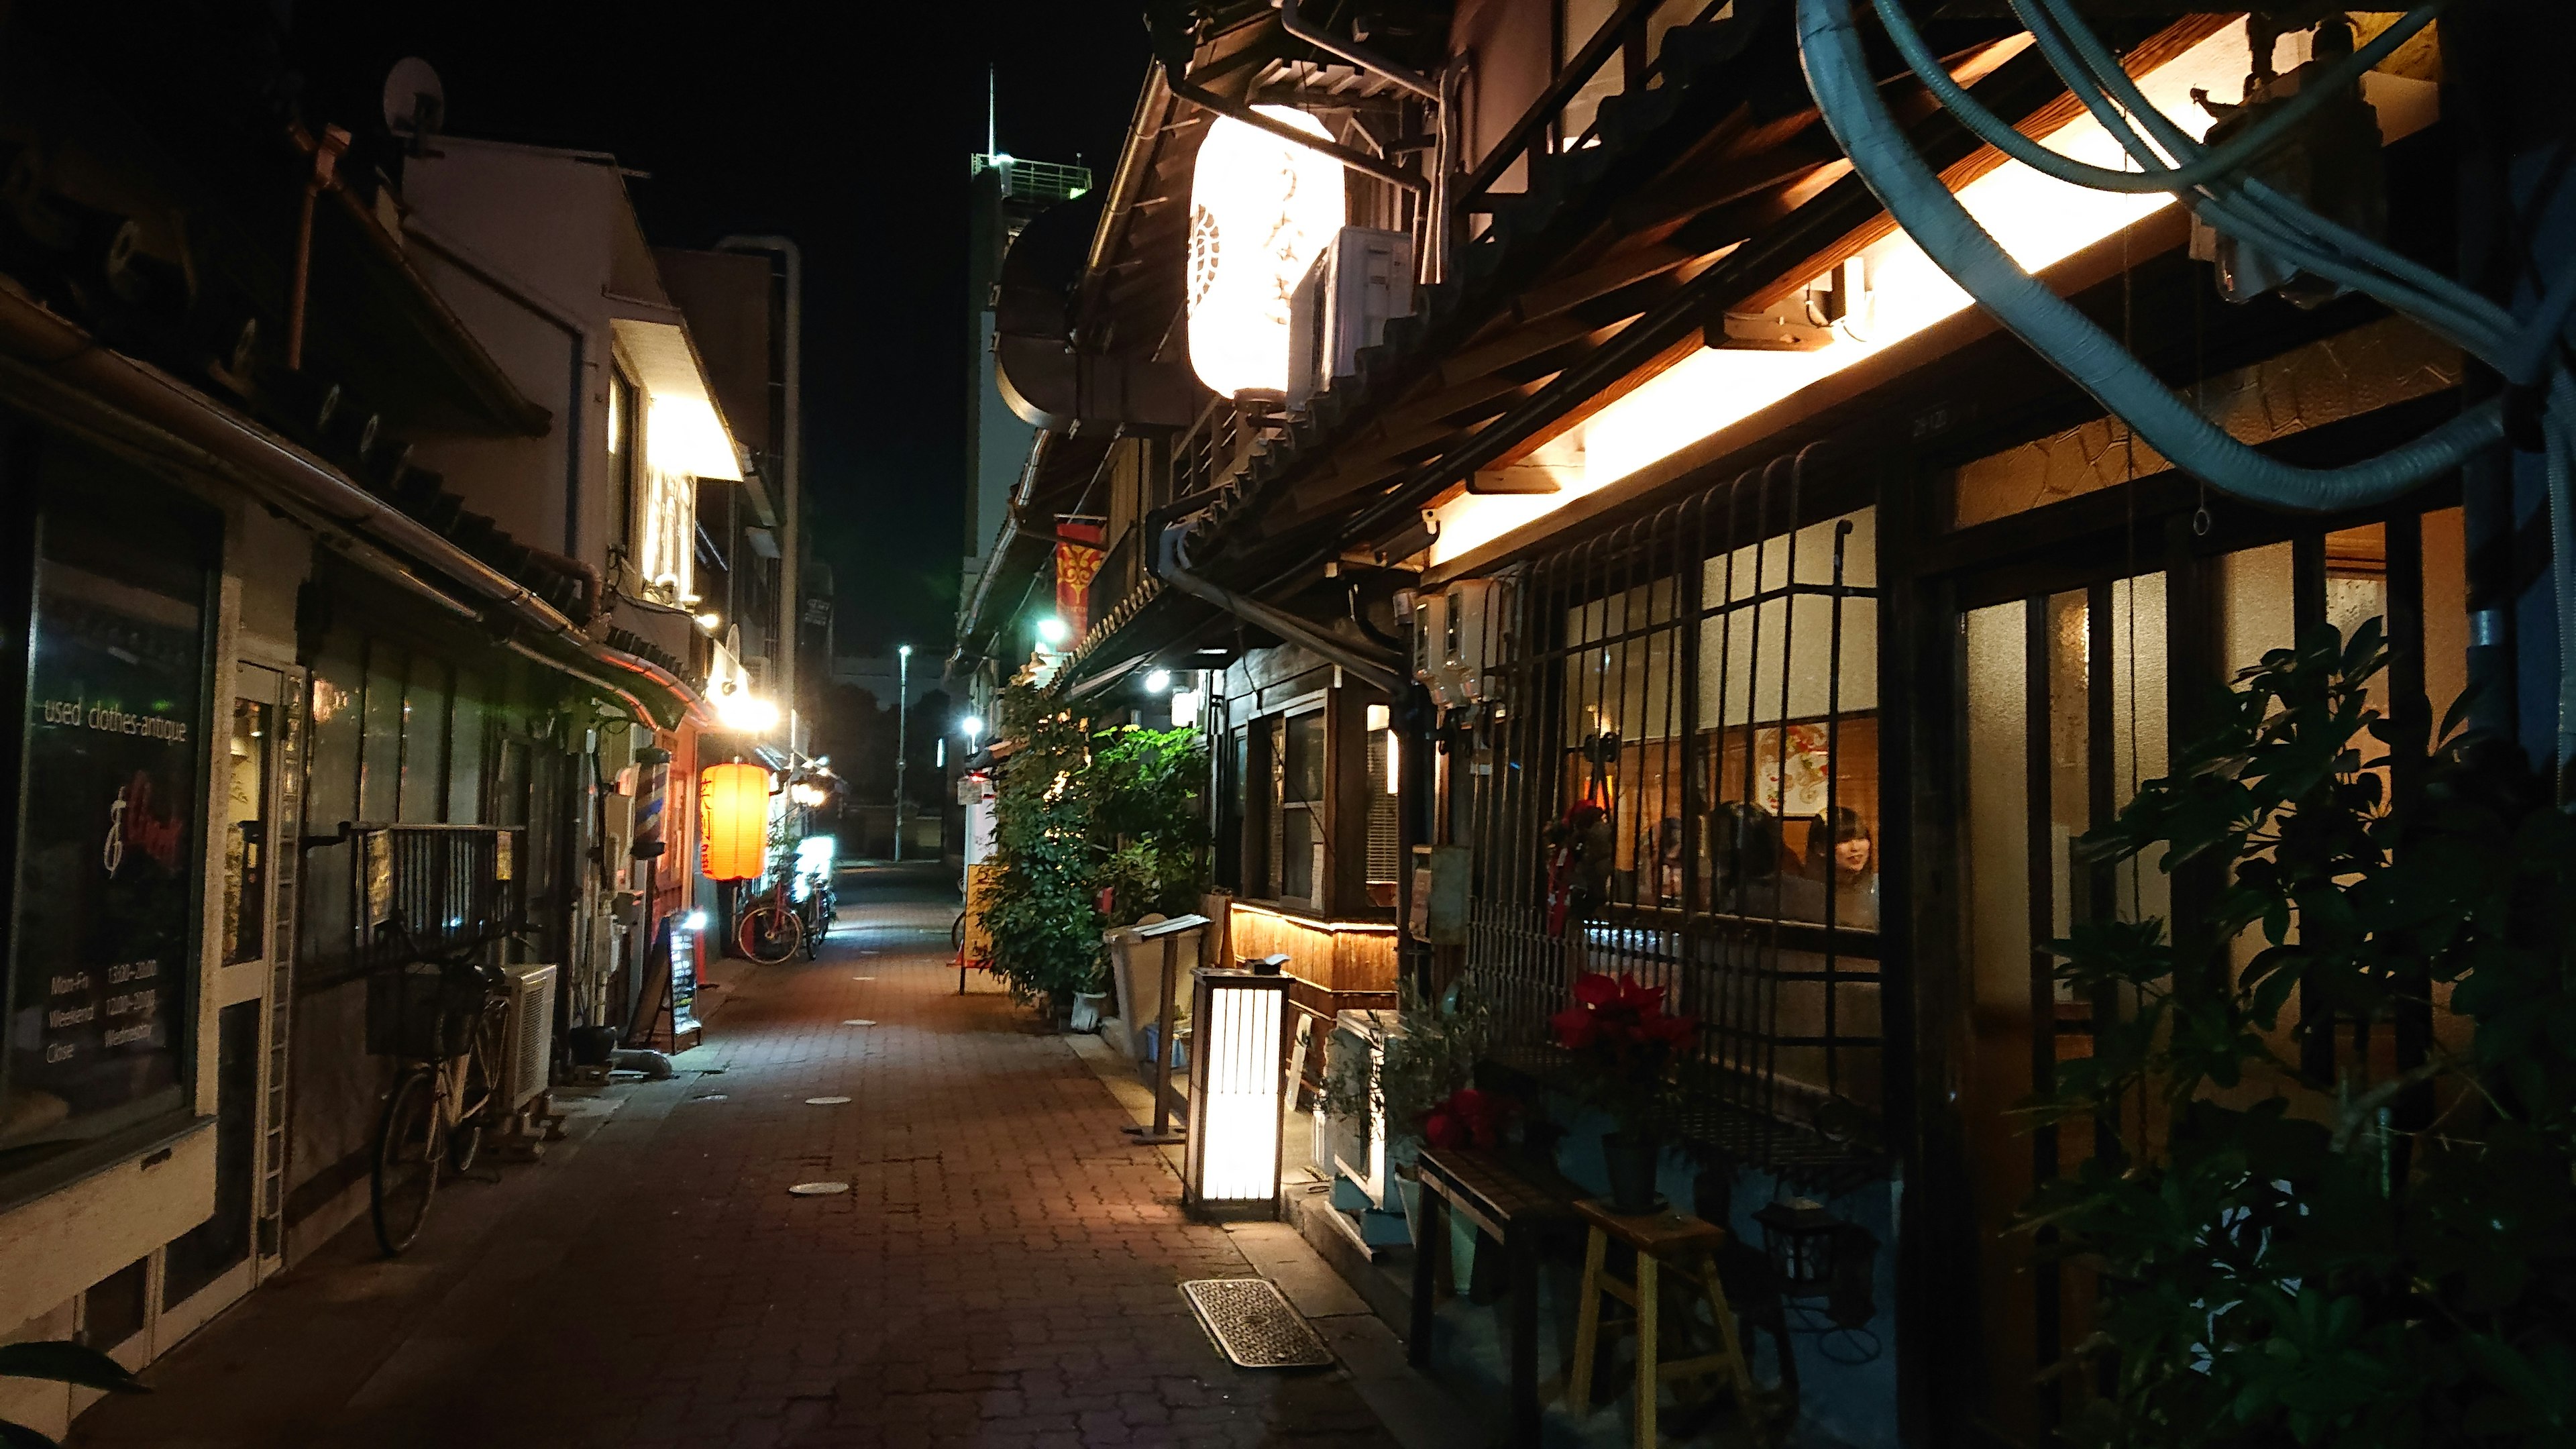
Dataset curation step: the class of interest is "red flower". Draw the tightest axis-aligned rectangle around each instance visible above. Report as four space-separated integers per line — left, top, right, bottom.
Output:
1424 1087 1511 1150
1552 972 1698 1059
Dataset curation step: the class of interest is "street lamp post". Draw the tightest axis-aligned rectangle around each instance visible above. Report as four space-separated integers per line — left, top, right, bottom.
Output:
893 644 911 862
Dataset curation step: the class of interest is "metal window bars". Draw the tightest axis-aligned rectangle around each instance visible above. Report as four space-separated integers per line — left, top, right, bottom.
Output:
349 823 527 975
1462 456 1883 1181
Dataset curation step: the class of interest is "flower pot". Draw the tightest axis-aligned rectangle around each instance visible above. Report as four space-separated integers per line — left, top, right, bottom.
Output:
1069 990 1108 1034
1601 1130 1662 1216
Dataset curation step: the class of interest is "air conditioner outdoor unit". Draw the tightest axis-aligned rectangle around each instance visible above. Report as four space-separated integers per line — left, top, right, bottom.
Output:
498 963 557 1115
1288 227 1415 412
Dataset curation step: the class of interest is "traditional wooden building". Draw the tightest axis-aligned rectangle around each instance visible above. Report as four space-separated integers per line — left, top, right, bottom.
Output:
955 1 2567 1442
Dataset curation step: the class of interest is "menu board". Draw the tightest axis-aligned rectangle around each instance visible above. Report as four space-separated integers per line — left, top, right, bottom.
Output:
668 925 699 1038
5 478 214 1160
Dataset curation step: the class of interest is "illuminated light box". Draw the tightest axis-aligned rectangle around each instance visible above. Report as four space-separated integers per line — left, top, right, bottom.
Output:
1185 107 1346 398
1182 958 1294 1218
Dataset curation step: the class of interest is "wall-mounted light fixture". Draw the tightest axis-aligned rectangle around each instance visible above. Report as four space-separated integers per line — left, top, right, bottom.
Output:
1183 955 1293 1218
1036 616 1070 646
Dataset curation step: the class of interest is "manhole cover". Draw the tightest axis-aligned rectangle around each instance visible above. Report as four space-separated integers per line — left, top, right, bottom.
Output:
806 1096 851 1105
843 1020 876 1026
1179 1279 1333 1368
788 1181 850 1196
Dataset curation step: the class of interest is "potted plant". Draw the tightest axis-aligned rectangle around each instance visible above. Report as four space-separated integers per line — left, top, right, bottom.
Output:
1552 971 1697 1214
1322 978 1496 1238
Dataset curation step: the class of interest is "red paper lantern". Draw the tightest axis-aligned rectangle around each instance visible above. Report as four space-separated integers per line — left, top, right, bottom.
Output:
700 762 773 881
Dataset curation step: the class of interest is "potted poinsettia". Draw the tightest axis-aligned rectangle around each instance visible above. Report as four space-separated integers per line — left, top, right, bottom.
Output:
1552 971 1697 1214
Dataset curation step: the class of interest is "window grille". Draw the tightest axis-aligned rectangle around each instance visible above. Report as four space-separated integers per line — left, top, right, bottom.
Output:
1463 465 1881 1175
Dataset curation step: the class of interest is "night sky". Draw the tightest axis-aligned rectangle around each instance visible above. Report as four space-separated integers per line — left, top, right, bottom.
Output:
287 3 1149 662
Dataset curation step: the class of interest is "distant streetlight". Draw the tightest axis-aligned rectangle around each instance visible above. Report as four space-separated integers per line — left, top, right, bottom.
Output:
894 644 912 863
1036 616 1069 646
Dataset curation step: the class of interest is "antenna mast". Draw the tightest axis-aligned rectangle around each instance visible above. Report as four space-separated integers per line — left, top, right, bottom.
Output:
986 66 998 157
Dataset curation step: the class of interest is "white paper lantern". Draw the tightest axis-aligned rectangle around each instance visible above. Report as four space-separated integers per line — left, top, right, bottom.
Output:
1185 107 1347 398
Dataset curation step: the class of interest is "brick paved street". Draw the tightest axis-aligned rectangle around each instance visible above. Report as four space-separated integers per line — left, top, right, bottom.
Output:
71 867 1408 1449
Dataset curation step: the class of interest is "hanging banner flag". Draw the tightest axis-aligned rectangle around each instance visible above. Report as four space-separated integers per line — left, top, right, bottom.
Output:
1054 517 1106 643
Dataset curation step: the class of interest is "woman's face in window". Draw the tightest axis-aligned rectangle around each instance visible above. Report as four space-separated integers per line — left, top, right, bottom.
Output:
1835 831 1874 879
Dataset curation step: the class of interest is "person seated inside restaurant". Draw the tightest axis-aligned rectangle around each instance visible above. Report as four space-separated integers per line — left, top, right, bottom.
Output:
1706 802 1878 928
1803 805 1879 930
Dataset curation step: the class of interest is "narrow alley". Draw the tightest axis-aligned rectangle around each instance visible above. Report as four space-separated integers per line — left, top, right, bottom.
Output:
68 869 1413 1449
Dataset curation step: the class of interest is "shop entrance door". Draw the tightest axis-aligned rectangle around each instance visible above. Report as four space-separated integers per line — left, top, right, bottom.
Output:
157 660 303 1348
1954 571 2170 1443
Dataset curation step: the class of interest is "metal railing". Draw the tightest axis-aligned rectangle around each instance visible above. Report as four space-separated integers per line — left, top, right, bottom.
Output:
1171 394 1285 504
970 153 1092 203
1456 0 1746 215
347 823 527 973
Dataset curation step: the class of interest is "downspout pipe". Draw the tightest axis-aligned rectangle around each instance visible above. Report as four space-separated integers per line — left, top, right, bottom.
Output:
1275 0 1438 99
1155 54 1428 194
0 285 708 727
1794 0 2504 513
1157 519 1407 694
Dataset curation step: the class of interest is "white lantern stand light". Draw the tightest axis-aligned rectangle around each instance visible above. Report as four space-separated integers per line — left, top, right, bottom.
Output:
1182 954 1295 1220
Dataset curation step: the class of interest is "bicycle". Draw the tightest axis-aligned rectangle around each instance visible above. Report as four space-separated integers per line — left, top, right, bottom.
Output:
793 863 836 957
737 875 805 964
370 922 515 1256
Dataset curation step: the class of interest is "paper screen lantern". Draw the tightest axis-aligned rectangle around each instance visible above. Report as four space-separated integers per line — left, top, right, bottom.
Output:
1185 106 1347 398
700 762 773 881
1182 961 1293 1215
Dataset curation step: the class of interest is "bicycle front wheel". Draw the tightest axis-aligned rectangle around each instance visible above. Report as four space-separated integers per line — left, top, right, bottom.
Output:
738 902 804 965
372 1067 445 1256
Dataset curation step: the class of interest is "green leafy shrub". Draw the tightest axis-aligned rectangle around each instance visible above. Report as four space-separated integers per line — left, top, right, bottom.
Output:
1089 725 1211 927
984 685 1102 1006
2031 621 2576 1448
984 690 1211 1007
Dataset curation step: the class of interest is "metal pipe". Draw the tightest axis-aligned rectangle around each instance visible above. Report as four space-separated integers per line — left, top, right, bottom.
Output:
1275 0 1438 99
1157 521 1407 693
1157 56 1428 195
286 125 350 372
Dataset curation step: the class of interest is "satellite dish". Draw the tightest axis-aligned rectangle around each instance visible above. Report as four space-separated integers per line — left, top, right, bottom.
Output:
382 57 445 142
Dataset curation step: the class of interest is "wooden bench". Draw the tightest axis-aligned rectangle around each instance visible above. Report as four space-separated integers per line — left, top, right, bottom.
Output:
1409 1146 1585 1449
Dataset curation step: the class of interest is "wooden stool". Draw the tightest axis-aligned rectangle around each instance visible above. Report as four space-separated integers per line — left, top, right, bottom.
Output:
1568 1199 1766 1448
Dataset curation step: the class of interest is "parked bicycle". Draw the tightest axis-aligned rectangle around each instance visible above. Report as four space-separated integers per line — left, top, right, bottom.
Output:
792 844 837 954
370 919 518 1256
737 873 805 964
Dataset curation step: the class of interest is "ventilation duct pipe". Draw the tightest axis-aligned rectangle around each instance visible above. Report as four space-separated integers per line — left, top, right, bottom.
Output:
992 194 1201 430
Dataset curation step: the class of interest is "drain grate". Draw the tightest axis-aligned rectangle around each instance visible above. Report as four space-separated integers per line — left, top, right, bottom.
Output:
1179 1279 1334 1369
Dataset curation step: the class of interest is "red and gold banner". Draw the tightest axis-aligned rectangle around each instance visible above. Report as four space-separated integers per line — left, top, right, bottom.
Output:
1054 517 1105 643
